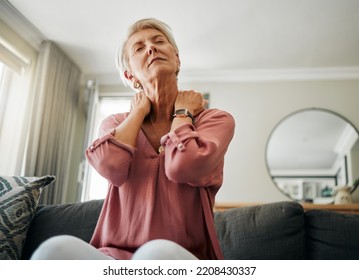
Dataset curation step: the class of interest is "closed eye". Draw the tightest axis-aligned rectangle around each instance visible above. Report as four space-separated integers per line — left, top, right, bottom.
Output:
153 34 166 44
133 45 144 53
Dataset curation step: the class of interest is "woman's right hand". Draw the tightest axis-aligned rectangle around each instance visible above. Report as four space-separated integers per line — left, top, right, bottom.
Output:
111 91 151 148
130 91 151 120
175 90 208 117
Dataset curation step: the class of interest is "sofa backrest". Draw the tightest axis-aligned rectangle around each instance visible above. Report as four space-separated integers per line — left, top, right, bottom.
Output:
22 199 359 260
22 199 104 259
305 209 359 259
214 201 306 259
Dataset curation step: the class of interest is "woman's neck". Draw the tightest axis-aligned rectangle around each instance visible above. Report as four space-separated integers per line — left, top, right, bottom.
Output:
142 76 178 122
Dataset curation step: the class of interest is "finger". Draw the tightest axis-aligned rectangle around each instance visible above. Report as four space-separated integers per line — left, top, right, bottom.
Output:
202 99 209 108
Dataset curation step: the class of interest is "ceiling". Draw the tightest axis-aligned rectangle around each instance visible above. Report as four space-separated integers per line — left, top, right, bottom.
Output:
4 0 359 84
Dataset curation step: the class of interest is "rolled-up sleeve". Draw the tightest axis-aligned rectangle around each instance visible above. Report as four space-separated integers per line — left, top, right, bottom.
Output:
85 114 135 186
161 109 235 187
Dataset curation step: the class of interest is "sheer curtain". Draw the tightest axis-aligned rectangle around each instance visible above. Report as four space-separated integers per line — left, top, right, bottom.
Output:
24 41 83 205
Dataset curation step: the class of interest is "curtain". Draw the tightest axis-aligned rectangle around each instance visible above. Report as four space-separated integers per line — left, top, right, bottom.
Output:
78 80 99 201
24 41 82 205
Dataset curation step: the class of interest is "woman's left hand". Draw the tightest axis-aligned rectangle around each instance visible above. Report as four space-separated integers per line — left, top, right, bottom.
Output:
174 90 208 117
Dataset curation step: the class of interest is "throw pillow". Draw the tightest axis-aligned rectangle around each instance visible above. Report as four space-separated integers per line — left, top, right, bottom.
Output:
0 175 55 260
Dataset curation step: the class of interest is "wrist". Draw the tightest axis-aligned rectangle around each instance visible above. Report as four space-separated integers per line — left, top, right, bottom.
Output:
173 108 194 123
131 108 148 120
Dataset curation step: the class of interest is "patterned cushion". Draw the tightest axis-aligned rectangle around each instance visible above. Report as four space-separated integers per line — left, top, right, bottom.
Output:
0 175 55 260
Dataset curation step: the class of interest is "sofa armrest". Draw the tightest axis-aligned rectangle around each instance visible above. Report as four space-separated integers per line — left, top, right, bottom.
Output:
21 199 103 259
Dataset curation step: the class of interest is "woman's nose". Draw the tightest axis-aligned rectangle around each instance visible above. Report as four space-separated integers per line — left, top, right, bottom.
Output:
148 46 157 55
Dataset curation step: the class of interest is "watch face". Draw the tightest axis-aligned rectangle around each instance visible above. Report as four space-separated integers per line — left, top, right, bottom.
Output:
176 109 186 114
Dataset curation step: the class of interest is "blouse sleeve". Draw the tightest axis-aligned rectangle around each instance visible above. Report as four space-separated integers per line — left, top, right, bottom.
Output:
85 114 135 186
160 109 235 187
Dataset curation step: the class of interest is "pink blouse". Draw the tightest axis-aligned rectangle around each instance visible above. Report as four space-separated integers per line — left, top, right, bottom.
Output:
85 108 235 259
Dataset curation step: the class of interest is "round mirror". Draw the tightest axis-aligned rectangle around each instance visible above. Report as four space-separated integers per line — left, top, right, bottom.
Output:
266 108 359 203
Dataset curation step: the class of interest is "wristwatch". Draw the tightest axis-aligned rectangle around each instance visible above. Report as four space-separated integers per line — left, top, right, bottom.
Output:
173 109 194 123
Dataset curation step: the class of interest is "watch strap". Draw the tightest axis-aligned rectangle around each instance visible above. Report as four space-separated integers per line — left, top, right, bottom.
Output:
173 109 194 123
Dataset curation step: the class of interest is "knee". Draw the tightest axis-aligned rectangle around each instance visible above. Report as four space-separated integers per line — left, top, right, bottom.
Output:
133 239 197 260
31 235 79 260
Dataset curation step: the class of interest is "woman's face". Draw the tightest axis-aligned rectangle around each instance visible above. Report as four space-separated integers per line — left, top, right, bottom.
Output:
125 28 180 85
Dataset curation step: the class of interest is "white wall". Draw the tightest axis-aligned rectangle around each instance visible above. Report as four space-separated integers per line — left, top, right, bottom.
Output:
178 79 359 203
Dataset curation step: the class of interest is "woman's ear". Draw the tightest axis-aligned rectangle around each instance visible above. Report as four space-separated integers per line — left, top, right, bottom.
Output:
124 71 142 90
124 71 133 81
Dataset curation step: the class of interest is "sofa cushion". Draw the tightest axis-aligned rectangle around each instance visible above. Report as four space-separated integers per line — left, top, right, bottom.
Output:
214 201 306 259
21 199 103 259
305 209 359 259
0 175 55 260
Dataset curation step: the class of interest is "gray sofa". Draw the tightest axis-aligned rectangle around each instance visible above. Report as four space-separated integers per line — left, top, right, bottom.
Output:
21 200 359 259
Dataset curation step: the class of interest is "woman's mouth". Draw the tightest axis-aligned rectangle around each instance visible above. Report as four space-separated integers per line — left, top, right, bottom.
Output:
148 57 166 67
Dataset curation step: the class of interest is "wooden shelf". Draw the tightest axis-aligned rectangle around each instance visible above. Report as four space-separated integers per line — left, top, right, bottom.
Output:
301 203 359 214
214 202 261 211
214 202 359 214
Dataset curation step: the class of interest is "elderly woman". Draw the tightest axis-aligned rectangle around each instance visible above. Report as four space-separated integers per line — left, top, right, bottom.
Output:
31 18 235 260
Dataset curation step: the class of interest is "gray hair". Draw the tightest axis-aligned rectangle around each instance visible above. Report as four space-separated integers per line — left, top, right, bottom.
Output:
116 18 179 87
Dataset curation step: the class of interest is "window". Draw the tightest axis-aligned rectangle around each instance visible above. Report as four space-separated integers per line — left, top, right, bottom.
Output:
0 19 37 175
0 62 6 125
0 59 34 175
84 95 132 201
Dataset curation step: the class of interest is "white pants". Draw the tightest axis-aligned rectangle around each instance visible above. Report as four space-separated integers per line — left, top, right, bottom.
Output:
30 235 198 260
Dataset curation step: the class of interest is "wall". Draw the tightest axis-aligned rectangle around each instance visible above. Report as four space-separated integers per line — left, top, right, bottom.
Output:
178 79 359 203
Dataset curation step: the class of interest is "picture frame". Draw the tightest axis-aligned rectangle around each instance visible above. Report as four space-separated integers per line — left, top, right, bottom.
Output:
303 182 317 201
